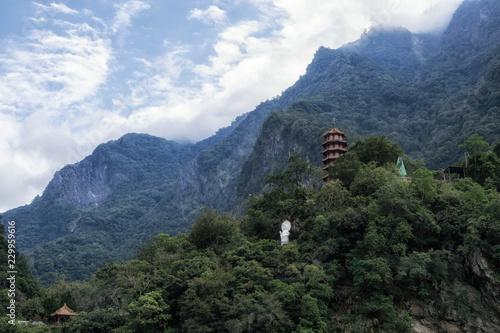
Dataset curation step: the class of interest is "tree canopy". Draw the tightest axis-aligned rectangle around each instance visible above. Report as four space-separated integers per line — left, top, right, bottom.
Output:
5 135 500 332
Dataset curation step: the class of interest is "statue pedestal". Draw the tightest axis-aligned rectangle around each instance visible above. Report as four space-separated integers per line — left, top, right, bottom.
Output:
280 230 289 246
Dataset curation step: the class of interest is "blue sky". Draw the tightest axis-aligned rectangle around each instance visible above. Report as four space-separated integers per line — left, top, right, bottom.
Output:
0 0 464 212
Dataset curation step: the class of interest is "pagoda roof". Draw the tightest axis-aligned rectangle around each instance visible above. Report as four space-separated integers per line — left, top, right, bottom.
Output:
322 138 347 145
50 304 77 317
322 156 342 163
322 147 347 154
323 127 345 136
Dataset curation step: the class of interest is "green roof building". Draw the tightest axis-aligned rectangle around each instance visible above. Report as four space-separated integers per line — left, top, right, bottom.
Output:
396 156 409 180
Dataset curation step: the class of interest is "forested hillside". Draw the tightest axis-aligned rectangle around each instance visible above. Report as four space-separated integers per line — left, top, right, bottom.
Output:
4 135 500 332
0 218 40 316
0 127 247 285
2 0 500 287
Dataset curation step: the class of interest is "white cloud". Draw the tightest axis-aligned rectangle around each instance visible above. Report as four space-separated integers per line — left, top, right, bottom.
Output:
118 1 366 138
0 28 111 114
390 0 464 33
188 5 227 25
111 0 151 34
33 2 78 15
0 112 67 211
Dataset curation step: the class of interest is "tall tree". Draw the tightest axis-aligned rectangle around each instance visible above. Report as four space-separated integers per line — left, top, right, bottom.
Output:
350 135 404 167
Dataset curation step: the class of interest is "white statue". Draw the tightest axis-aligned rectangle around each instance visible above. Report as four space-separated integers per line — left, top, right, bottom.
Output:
280 220 291 245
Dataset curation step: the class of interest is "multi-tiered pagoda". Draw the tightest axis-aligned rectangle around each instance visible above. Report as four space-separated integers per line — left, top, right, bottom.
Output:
322 127 347 182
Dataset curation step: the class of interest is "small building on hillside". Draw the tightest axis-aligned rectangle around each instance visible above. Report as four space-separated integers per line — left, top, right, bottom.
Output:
443 165 466 181
396 156 410 181
322 127 348 182
50 303 77 324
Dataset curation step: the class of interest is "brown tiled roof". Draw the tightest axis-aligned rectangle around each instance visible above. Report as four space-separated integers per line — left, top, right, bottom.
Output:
50 303 77 317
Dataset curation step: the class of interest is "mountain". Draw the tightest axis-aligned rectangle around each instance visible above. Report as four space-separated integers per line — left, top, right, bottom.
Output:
3 0 500 286
238 0 500 196
0 122 245 285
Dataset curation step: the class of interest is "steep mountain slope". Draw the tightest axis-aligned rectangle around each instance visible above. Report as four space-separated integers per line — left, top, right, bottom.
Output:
8 134 189 250
3 0 500 286
423 58 500 167
1 126 244 284
135 100 281 235
342 27 440 81
142 41 425 231
425 0 500 94
238 0 500 195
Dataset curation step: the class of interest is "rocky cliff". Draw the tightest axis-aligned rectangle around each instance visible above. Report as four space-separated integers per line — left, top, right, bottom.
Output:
407 248 500 333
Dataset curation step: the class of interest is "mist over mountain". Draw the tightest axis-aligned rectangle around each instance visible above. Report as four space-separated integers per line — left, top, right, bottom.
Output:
2 0 500 287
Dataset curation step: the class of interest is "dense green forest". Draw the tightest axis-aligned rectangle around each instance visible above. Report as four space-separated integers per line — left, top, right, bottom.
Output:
3 134 500 332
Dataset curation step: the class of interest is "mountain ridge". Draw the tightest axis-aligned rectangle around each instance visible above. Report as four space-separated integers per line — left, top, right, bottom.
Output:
3 0 500 285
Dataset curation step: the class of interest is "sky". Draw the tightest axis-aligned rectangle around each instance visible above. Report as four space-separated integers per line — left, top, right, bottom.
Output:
0 0 464 212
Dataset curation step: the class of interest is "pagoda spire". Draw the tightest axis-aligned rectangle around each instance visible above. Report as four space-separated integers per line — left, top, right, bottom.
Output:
322 126 347 182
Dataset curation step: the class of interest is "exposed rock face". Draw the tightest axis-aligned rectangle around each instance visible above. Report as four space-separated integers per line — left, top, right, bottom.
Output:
412 321 435 333
409 248 500 333
409 300 428 319
468 248 500 328
43 156 126 209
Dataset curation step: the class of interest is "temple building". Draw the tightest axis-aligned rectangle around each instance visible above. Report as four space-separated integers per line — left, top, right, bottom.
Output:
322 127 348 182
50 303 77 324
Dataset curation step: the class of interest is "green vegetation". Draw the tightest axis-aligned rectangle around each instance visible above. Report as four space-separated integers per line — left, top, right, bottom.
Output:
5 134 500 332
0 217 41 317
2 0 500 290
